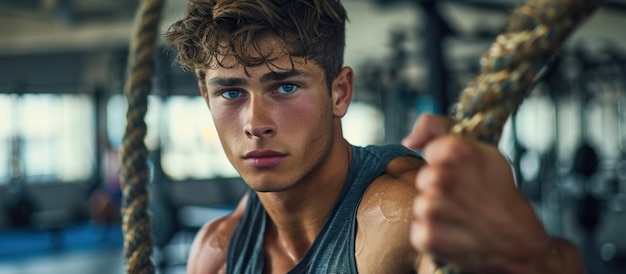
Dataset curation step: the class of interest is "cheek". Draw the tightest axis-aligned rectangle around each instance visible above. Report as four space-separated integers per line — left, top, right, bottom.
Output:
282 99 327 125
210 107 241 142
211 109 243 164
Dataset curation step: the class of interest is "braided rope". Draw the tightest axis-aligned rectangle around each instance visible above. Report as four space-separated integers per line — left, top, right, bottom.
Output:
119 0 164 273
451 0 604 145
437 1 604 273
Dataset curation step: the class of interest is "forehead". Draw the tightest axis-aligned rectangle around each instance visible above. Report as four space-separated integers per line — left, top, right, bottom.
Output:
204 34 322 80
205 54 323 83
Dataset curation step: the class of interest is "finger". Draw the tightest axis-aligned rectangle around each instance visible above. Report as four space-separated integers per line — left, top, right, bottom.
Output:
412 191 466 225
421 135 477 166
410 217 476 261
401 114 455 150
415 164 458 193
417 158 488 214
411 220 485 273
413 190 445 223
414 168 472 225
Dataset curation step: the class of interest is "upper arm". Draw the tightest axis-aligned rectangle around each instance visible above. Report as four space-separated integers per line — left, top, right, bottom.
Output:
187 219 228 274
356 156 427 272
187 194 248 274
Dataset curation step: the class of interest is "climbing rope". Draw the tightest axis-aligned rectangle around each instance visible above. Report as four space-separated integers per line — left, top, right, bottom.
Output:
451 0 604 145
119 0 164 273
438 0 605 273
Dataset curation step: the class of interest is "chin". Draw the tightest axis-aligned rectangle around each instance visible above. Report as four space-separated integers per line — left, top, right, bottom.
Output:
245 178 298 193
251 184 295 193
241 171 301 193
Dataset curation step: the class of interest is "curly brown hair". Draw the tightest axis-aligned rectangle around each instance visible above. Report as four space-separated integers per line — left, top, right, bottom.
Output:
164 0 348 90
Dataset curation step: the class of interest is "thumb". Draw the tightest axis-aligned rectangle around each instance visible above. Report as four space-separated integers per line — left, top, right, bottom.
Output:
402 114 455 150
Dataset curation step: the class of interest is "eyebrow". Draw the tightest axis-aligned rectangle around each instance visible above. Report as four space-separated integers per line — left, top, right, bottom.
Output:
207 77 246 87
207 69 310 87
259 69 310 83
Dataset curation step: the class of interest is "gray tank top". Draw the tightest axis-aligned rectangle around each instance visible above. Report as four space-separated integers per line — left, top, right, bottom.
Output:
226 144 420 274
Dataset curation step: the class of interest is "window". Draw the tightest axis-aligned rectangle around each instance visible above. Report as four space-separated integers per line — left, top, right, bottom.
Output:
342 102 385 146
0 94 12 184
106 94 161 150
0 94 95 184
516 95 556 154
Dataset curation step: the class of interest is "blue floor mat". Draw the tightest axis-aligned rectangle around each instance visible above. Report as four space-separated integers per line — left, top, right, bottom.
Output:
0 222 123 261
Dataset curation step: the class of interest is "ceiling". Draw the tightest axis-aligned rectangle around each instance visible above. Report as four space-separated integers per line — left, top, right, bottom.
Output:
0 0 625 67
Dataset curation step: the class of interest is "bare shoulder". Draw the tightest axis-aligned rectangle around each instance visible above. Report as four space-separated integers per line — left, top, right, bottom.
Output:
383 154 426 181
187 194 248 274
364 155 425 207
355 155 426 273
359 155 425 221
358 154 424 224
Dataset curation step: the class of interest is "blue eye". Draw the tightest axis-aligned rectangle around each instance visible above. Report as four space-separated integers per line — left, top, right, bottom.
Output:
277 84 298 94
221 90 242 99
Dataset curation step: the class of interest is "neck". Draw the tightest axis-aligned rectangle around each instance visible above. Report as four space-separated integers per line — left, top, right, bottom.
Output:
257 137 352 257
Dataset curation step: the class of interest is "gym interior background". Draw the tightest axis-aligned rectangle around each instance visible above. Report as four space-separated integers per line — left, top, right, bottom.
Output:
1 0 626 273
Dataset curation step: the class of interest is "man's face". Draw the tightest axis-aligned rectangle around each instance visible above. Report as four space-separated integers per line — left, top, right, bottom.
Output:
201 44 343 192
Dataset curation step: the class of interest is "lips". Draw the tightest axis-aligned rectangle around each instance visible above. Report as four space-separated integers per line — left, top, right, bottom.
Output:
243 150 287 168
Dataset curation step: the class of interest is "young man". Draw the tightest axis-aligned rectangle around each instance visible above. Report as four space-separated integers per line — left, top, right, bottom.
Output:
165 0 585 273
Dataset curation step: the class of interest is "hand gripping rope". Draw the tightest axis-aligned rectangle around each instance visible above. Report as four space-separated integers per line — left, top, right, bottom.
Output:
440 0 604 273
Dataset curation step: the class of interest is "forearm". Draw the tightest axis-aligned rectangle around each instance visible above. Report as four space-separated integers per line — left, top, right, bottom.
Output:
530 238 585 274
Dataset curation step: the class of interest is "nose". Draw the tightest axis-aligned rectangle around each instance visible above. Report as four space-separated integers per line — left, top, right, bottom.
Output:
243 97 276 139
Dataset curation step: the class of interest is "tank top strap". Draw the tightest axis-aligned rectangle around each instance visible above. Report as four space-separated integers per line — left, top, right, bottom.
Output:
288 144 420 273
226 188 265 274
226 144 421 274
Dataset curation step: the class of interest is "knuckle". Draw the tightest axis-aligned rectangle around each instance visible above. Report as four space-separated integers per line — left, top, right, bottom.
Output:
441 137 474 162
418 167 453 191
414 114 433 132
413 195 441 222
420 113 455 130
420 113 438 123
417 222 437 251
416 113 443 131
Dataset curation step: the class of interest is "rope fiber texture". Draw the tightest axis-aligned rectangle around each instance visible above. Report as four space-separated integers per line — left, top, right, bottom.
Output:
119 0 164 273
438 0 604 273
451 0 604 145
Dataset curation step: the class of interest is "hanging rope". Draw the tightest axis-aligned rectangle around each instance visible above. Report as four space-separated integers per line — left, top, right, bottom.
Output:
119 0 164 273
437 0 605 273
451 0 604 144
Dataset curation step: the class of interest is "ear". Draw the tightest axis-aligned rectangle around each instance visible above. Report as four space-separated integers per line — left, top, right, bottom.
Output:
331 66 354 118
